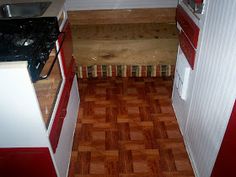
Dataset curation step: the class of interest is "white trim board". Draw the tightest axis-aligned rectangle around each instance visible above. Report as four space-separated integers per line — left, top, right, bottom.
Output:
67 0 178 10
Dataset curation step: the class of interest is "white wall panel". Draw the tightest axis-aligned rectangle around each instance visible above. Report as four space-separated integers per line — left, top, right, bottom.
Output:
67 0 178 10
172 47 194 134
185 0 236 177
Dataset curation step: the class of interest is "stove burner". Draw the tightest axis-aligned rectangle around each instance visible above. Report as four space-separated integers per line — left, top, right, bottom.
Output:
0 17 60 82
14 38 35 47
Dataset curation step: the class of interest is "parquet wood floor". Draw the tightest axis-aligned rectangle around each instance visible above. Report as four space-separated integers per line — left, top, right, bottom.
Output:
68 77 194 177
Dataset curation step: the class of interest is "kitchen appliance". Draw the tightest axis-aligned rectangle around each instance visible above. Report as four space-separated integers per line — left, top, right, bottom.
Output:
0 3 80 177
0 17 60 82
0 17 67 128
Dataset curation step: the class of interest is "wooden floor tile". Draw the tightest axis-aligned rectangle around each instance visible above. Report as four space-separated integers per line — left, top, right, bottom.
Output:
69 77 194 177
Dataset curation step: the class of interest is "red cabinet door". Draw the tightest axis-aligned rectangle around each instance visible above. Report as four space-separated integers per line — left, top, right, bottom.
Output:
176 5 200 48
49 59 76 153
179 31 196 69
0 148 57 177
50 19 76 152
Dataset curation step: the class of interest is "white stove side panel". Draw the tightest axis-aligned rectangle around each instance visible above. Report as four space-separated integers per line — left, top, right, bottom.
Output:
0 62 49 147
53 76 80 177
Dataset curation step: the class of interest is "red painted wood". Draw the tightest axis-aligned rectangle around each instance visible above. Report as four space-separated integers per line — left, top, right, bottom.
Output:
195 0 203 4
49 20 75 152
49 58 76 153
97 65 102 78
179 31 196 69
0 148 57 177
176 5 200 48
59 20 73 77
211 100 236 177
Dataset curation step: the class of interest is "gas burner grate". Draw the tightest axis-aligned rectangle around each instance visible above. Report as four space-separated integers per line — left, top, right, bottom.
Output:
0 17 60 82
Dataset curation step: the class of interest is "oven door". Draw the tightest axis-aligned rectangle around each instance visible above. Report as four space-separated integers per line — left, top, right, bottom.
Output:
34 42 65 129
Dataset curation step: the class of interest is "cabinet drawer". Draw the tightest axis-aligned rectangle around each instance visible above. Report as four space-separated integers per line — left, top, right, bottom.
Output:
176 5 199 48
179 31 196 69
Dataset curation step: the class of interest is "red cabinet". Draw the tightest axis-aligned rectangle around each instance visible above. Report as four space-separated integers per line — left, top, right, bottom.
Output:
49 20 76 153
179 31 196 69
0 148 57 177
176 5 200 48
59 21 73 77
49 59 75 152
176 5 200 69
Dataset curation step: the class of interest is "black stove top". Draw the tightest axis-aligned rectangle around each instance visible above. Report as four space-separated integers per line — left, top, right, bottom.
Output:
0 17 59 82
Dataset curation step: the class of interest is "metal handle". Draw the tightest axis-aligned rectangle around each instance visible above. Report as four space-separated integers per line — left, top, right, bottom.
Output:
39 32 66 80
2 5 12 18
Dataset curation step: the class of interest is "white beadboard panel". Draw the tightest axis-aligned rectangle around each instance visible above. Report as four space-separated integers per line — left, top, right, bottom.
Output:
185 0 236 177
67 0 178 10
54 77 80 177
172 47 194 135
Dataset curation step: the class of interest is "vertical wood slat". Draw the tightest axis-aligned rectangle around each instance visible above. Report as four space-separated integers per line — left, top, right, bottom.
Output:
185 1 236 177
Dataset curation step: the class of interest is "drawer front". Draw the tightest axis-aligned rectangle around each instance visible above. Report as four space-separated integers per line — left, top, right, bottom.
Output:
176 5 200 48
179 31 196 69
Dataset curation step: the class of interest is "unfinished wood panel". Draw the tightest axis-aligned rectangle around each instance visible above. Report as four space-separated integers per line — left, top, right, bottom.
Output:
72 23 178 40
71 23 178 66
74 39 178 65
68 77 194 177
34 49 62 126
68 8 176 25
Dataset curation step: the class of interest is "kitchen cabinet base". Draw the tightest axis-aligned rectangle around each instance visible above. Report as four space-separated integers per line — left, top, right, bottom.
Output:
53 76 80 177
0 148 57 177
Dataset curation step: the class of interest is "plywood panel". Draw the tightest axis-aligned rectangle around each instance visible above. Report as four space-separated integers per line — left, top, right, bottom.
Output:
71 23 178 66
68 8 176 25
74 39 178 65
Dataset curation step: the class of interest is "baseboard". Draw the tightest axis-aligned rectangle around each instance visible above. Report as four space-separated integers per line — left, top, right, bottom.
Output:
76 64 175 79
68 8 176 25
